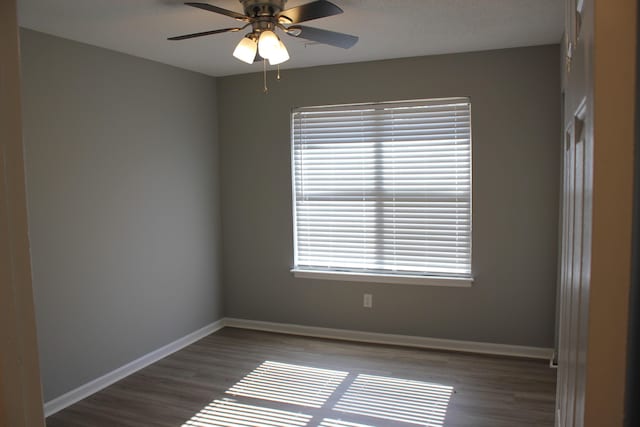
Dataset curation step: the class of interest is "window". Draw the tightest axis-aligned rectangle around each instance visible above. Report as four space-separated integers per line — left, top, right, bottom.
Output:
291 98 472 286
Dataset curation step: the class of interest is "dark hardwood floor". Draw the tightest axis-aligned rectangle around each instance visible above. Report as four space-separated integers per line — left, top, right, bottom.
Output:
46 327 556 427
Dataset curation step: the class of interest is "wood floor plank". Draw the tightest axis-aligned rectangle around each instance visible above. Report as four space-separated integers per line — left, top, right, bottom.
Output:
46 327 556 427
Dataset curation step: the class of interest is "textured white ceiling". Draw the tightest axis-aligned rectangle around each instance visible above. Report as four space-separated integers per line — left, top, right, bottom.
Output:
18 0 563 77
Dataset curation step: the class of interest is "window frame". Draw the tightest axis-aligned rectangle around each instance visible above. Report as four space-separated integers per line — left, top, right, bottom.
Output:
290 98 474 287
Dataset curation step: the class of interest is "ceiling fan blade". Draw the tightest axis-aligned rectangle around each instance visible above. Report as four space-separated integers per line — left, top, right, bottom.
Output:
279 0 343 24
184 2 249 22
168 27 241 40
288 25 358 49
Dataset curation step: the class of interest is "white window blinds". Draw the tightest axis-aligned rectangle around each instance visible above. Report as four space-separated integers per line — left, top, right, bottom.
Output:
291 98 472 279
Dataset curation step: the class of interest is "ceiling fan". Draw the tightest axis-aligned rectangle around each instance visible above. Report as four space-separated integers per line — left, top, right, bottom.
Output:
168 0 358 65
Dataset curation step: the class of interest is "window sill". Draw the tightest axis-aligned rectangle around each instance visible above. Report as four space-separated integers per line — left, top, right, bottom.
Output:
291 269 473 287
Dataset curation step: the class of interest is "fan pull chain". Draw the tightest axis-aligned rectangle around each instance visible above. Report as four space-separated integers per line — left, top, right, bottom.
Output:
263 59 268 94
277 65 281 80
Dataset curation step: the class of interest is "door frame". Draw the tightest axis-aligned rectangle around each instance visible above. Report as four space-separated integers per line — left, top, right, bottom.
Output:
0 1 46 425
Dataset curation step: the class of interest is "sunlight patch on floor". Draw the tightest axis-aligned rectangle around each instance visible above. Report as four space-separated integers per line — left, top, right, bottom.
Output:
181 361 454 427
334 374 454 426
226 360 349 408
318 418 377 427
181 398 312 427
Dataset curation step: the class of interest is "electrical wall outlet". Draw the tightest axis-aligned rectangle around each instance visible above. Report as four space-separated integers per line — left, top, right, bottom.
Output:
363 293 373 308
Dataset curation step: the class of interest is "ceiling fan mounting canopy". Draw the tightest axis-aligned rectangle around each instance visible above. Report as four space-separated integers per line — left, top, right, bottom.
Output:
240 0 287 19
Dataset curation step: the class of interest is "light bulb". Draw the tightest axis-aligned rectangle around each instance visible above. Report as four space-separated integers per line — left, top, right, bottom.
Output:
268 40 290 65
258 30 280 59
233 37 257 64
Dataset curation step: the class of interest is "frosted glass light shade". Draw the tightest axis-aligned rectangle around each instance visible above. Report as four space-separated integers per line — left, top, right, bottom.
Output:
233 37 257 64
258 30 280 59
268 41 290 65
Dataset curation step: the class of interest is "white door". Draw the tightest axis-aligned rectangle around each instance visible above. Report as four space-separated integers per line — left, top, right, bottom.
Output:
555 0 592 426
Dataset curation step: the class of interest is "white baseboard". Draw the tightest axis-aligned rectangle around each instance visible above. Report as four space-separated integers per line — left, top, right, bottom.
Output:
223 318 554 360
43 319 225 417
45 317 552 417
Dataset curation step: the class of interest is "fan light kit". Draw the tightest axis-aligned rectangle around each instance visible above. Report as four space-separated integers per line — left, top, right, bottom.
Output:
169 0 358 91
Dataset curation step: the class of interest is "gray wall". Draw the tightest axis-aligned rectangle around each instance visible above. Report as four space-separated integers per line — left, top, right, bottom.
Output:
20 29 223 401
218 45 560 348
